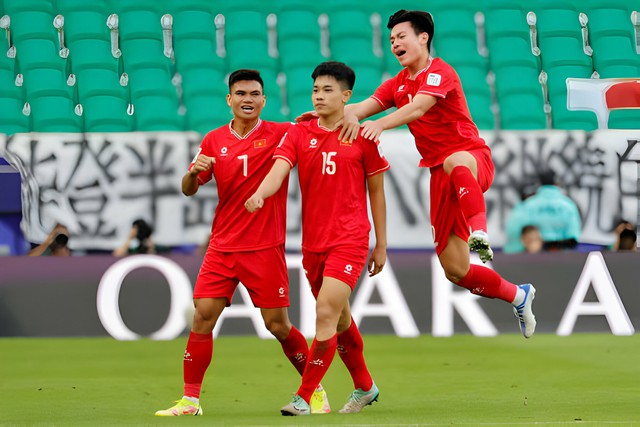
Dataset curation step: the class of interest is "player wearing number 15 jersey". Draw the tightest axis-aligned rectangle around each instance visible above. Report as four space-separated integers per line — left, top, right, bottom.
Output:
246 61 389 416
156 69 329 417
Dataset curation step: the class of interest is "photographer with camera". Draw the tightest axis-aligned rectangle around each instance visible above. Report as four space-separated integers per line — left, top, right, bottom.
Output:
112 219 156 257
28 224 71 256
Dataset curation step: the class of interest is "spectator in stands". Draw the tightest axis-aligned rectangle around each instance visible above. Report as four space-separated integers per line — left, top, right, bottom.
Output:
503 183 538 253
520 225 543 254
612 220 637 251
112 219 156 257
28 224 71 256
505 170 581 252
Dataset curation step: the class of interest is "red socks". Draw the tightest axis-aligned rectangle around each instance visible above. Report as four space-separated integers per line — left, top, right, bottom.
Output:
183 331 213 398
457 264 517 302
337 320 373 391
279 326 309 376
450 166 486 233
297 335 338 403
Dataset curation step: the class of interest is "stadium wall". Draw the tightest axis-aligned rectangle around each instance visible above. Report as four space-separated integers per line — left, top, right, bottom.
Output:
1 130 639 251
0 251 636 338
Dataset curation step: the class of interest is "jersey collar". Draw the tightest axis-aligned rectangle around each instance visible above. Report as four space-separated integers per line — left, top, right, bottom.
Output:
229 119 262 140
409 56 434 80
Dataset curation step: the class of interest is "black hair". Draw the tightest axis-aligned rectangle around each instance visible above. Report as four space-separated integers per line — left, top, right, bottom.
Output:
538 169 557 186
619 228 637 250
387 9 435 51
311 61 356 91
133 219 153 241
228 69 264 93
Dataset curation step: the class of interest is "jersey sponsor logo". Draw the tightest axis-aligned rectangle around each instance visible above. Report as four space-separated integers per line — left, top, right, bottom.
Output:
254 139 266 148
190 148 202 165
344 264 353 275
220 146 228 157
427 73 442 86
309 138 318 148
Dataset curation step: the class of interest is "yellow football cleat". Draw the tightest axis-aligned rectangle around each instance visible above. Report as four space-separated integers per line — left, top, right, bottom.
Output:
155 397 203 416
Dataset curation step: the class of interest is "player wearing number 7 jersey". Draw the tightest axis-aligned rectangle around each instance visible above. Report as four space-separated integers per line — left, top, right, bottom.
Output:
156 69 330 417
246 61 389 416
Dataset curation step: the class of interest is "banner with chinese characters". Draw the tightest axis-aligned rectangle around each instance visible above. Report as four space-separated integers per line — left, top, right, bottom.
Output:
1 130 639 250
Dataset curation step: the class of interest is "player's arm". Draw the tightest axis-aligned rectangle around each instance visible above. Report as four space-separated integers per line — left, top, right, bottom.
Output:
245 159 292 213
361 94 437 141
366 172 387 277
182 154 215 196
339 99 385 142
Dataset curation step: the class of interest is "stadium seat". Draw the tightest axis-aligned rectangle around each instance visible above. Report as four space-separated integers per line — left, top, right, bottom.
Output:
127 67 175 99
608 110 640 130
185 93 230 134
0 97 29 134
456 65 494 130
132 94 183 131
22 67 73 100
29 95 82 132
499 92 547 130
276 4 324 69
82 95 133 132
180 66 227 106
75 68 126 99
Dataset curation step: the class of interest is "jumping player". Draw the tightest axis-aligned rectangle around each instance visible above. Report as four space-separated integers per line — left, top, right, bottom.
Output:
245 61 389 416
155 69 329 416
338 10 536 338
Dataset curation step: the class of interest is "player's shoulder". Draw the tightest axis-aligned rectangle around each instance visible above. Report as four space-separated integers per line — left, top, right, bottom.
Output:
262 120 294 133
429 57 456 75
200 123 231 144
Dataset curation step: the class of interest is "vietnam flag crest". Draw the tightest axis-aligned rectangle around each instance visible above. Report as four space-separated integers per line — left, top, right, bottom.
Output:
254 139 267 148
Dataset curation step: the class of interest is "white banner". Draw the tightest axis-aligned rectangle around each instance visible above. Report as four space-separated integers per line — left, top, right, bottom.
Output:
1 130 639 250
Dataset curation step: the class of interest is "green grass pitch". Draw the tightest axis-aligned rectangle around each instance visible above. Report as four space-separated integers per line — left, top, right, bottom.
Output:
1 334 638 426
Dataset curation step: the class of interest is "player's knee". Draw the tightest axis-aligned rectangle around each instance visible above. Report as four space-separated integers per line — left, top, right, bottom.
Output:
443 152 473 175
263 317 290 339
444 265 467 284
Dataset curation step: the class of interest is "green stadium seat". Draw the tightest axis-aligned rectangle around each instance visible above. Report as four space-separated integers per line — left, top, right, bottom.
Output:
170 8 216 41
550 104 598 131
56 0 109 13
226 38 276 72
185 94 229 134
82 95 133 132
23 68 72 99
173 39 223 71
276 6 323 69
456 65 494 130
608 110 640 130
0 98 29 134
29 95 82 132
133 94 183 131
2 8 56 45
499 93 547 130
180 67 227 104
75 68 126 99
350 65 383 103
285 66 315 118
223 10 269 41
120 39 170 73
67 39 118 73
127 68 175 99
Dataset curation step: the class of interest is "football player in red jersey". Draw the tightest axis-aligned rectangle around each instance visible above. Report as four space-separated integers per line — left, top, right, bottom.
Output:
156 69 329 417
246 61 388 416
338 10 536 338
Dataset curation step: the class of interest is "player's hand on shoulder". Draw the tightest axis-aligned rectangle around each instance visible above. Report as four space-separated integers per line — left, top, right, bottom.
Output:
360 120 384 142
338 112 361 143
295 110 318 123
191 154 215 174
244 194 264 213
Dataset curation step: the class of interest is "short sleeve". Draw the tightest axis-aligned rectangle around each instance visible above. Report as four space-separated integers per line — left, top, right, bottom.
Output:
361 138 390 176
273 127 299 168
416 66 456 99
371 77 397 109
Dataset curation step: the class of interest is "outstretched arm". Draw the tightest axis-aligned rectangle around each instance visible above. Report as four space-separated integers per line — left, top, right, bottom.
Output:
245 159 292 213
361 94 437 141
366 173 387 276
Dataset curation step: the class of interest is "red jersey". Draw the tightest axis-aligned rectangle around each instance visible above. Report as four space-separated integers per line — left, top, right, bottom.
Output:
371 57 487 168
191 120 291 251
274 119 390 252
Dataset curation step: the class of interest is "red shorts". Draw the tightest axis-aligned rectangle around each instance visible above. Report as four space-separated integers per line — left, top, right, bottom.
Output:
429 146 494 255
193 244 289 308
302 245 369 298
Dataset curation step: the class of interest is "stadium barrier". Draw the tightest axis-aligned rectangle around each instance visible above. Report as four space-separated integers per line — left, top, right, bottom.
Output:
1 129 639 251
0 251 636 338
